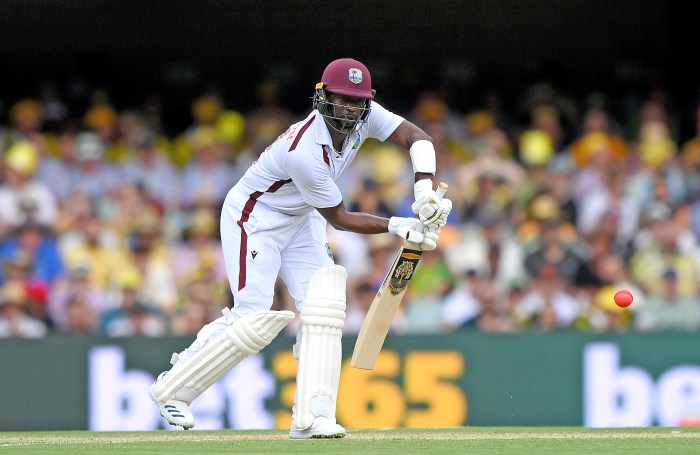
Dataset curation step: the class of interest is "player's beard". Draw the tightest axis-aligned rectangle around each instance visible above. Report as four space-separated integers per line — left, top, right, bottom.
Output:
334 115 358 135
330 104 359 135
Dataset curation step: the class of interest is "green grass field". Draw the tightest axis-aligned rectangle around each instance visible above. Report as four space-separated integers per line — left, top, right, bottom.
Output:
2 427 699 455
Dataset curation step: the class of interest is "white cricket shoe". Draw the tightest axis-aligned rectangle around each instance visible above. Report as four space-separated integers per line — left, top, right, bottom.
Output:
149 373 195 430
289 417 346 439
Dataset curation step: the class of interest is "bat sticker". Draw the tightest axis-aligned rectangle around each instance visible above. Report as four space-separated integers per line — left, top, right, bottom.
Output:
387 249 422 295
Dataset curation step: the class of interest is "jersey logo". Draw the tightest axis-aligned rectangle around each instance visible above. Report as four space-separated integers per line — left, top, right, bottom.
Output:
251 250 258 259
348 68 363 84
325 243 333 259
352 132 361 149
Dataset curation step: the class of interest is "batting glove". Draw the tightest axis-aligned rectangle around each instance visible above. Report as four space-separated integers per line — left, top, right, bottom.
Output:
411 180 452 226
424 198 452 229
419 228 439 251
388 216 426 244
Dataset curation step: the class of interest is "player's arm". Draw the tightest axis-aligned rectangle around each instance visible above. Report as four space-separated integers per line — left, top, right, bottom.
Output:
317 202 438 250
385 119 452 227
317 201 388 234
385 120 435 183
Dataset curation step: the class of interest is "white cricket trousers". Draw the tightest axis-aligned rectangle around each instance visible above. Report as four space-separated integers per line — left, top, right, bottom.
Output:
179 185 334 361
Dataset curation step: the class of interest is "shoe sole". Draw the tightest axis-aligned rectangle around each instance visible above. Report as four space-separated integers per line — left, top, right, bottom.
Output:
289 429 346 439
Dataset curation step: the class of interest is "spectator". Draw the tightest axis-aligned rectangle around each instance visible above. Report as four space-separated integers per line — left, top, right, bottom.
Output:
101 269 167 337
513 264 580 331
363 232 402 291
626 120 686 214
170 278 225 336
83 104 119 159
569 106 629 169
347 177 394 219
515 129 555 210
100 182 159 242
170 93 225 167
103 300 168 337
581 285 634 333
7 99 44 142
47 263 108 333
403 247 455 333
522 193 585 285
634 268 700 332
474 279 520 333
679 104 700 197
630 203 700 298
441 269 483 331
0 280 48 338
60 206 129 294
0 140 58 233
62 291 100 335
244 80 294 156
324 229 370 282
122 126 182 210
344 278 377 335
454 128 525 223
35 127 80 202
0 221 65 288
171 208 227 295
123 210 178 313
69 131 121 201
443 215 525 295
179 127 240 209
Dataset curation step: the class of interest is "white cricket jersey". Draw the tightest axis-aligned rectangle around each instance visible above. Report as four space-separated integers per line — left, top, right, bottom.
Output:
234 101 404 215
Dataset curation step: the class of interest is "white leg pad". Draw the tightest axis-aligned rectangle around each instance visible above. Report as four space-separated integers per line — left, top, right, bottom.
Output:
152 310 294 404
292 265 347 432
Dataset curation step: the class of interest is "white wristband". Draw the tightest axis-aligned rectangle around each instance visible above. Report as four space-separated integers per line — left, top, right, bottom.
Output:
409 140 436 174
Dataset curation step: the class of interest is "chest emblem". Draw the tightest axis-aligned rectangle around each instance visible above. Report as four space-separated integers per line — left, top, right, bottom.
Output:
352 132 361 149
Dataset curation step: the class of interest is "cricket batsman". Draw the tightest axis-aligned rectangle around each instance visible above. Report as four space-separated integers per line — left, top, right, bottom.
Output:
149 57 453 438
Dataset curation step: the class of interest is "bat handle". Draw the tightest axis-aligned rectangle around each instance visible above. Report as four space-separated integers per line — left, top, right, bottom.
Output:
435 182 448 201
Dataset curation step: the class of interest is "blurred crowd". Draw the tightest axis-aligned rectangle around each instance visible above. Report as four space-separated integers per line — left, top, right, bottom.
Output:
1 78 700 339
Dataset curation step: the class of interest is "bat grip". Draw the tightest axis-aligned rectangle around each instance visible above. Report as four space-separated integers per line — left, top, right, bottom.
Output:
435 182 448 201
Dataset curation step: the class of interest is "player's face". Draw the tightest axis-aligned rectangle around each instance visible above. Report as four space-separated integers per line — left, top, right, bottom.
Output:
326 93 369 133
328 94 365 117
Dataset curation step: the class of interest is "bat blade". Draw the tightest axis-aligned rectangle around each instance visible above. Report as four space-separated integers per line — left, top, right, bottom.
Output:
351 181 447 370
351 246 423 370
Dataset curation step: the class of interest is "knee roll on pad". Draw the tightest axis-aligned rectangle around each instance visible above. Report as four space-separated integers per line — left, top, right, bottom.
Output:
152 310 294 404
293 265 347 430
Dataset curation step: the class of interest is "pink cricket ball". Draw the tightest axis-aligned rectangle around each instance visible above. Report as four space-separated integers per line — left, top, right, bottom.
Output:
614 289 634 308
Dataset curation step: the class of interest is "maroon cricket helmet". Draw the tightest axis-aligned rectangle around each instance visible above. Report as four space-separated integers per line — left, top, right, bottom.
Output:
320 58 374 100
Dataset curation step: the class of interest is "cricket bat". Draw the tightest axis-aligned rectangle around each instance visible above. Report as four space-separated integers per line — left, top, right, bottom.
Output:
351 182 447 370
